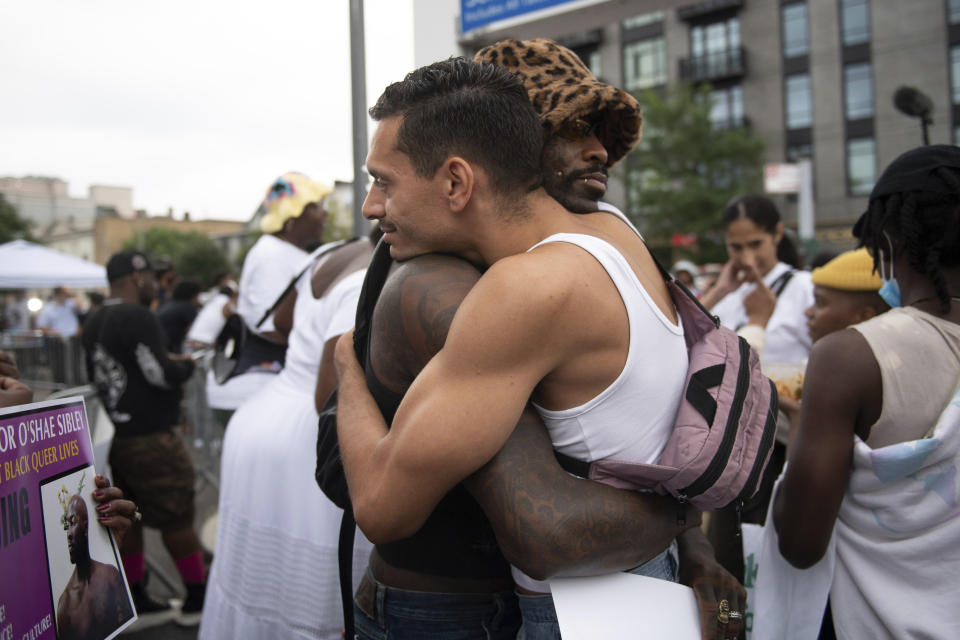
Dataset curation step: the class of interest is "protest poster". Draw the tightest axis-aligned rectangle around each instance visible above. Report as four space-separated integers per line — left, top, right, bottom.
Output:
0 397 136 640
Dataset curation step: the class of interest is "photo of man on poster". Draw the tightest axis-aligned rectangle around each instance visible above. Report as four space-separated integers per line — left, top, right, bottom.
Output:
43 469 134 640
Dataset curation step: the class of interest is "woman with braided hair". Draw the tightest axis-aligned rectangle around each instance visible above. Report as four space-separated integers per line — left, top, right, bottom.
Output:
769 145 960 640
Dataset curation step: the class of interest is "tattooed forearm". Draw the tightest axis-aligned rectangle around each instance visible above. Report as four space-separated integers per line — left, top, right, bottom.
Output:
466 409 693 580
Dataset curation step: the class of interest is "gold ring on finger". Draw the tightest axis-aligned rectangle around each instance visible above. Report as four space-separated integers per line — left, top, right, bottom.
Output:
717 599 730 624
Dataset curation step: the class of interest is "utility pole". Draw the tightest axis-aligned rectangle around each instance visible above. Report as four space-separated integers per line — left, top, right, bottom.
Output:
349 0 368 235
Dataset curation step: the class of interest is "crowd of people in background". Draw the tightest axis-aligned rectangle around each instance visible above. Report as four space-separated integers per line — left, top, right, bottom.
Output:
0 38 957 640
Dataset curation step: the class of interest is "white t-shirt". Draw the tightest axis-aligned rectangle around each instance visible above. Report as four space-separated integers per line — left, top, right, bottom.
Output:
186 293 231 346
711 262 814 365
236 235 307 333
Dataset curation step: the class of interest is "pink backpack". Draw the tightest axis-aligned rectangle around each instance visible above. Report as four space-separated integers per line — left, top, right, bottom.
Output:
556 266 779 513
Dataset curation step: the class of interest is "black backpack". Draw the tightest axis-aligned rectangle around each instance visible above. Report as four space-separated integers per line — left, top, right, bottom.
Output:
314 239 392 637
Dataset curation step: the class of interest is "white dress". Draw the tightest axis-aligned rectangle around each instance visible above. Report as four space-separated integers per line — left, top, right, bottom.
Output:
200 267 373 640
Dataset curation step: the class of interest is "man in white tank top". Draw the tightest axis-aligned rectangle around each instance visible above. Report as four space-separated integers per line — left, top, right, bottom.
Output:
335 56 744 639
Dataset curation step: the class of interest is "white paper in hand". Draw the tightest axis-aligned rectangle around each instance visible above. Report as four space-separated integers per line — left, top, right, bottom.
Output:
550 573 701 640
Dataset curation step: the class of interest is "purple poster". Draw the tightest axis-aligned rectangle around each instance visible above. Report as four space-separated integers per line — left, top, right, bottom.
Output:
0 397 136 640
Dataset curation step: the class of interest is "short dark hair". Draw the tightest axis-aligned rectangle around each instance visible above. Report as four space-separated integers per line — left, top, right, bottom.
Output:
722 194 803 269
172 279 202 301
369 57 543 196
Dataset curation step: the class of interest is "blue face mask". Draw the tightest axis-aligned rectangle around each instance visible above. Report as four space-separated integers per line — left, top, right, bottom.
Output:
878 237 902 308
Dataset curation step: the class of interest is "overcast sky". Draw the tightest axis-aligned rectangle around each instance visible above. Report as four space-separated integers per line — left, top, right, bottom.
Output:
0 0 415 222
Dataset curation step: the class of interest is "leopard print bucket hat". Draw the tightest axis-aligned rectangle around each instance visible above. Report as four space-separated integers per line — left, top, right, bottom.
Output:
474 38 641 167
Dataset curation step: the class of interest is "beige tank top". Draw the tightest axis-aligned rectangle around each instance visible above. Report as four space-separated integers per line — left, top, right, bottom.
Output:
853 306 960 448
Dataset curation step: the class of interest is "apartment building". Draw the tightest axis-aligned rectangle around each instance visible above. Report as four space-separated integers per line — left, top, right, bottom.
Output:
417 0 956 250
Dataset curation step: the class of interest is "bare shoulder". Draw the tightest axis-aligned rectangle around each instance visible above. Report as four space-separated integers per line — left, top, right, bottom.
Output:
475 245 593 305
447 249 597 361
372 255 481 388
806 328 877 388
804 327 882 437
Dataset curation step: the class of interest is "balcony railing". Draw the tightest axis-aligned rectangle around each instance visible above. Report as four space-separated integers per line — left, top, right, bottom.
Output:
711 115 751 131
679 47 746 83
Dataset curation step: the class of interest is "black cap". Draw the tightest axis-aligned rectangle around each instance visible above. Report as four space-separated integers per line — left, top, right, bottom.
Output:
106 250 152 283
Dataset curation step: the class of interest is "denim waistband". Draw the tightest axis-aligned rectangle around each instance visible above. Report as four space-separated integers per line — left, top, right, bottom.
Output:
356 568 518 623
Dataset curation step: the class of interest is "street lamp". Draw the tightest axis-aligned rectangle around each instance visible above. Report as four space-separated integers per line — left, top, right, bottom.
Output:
893 86 934 145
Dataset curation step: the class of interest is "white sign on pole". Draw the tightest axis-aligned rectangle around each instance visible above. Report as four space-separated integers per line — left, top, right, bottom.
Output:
764 163 800 194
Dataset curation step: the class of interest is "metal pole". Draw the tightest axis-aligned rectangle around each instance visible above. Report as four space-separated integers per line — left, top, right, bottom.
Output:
797 159 815 242
349 0 369 236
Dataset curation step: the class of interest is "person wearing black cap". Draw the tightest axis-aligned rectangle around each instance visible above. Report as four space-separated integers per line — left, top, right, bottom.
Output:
770 146 960 639
81 249 206 629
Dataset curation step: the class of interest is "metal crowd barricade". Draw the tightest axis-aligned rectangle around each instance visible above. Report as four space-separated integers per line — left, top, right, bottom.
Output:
0 331 87 391
182 349 221 493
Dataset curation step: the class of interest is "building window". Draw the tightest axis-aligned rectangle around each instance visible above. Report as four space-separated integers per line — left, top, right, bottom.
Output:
950 0 960 24
787 144 812 162
952 46 960 104
709 85 744 129
585 50 602 77
847 137 876 195
782 3 809 58
623 11 664 29
687 17 742 81
691 17 740 58
841 0 870 46
844 62 874 119
624 38 667 90
785 74 812 129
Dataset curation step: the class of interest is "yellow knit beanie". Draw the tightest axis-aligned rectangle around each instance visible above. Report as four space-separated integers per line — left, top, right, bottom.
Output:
811 248 882 291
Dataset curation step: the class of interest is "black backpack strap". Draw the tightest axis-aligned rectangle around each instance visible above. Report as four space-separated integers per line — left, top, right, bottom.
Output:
554 450 591 479
769 269 795 297
352 239 393 361
255 238 360 329
338 509 357 639
336 238 393 640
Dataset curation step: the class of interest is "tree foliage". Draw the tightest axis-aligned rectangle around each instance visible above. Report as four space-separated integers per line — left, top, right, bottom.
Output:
620 84 765 263
0 194 37 244
125 227 230 287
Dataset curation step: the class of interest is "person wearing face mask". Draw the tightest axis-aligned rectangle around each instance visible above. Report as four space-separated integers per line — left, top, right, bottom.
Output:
770 145 960 640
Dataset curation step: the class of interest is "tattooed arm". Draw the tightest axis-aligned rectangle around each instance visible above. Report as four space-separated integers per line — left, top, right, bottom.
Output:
464 409 695 579
368 254 696 577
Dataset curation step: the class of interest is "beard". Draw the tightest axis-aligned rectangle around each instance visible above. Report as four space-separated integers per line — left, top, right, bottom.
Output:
543 164 608 213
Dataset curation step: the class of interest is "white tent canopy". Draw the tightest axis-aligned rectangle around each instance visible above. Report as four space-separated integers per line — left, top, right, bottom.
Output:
0 240 107 289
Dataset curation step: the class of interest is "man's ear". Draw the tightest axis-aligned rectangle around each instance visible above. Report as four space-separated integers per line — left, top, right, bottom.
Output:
444 156 474 213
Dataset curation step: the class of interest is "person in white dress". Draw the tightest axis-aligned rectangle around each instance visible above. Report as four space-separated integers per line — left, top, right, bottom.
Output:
199 237 375 640
206 172 330 412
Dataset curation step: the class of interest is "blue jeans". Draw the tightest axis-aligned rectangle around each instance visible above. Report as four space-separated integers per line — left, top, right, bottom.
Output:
516 542 679 640
353 570 520 640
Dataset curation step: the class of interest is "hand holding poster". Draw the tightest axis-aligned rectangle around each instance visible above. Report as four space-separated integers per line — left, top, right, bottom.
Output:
0 397 136 640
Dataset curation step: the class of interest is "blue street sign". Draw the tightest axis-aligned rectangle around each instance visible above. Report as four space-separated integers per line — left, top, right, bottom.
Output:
461 0 577 34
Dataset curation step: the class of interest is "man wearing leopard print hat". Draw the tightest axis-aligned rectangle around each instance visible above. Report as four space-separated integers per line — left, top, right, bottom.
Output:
337 55 745 640
475 38 640 217
474 38 745 638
